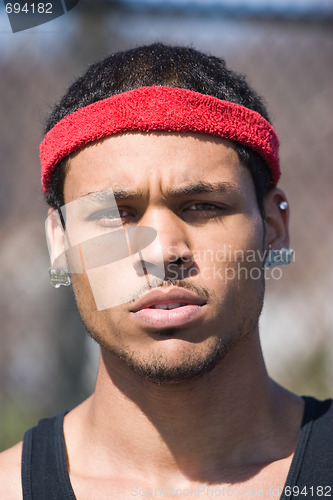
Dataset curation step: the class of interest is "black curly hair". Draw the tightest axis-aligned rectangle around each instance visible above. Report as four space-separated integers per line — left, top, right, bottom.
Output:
44 43 273 215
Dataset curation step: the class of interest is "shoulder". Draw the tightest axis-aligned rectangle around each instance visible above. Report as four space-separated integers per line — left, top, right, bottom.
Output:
306 396 333 442
296 397 333 485
0 441 23 500
304 396 333 424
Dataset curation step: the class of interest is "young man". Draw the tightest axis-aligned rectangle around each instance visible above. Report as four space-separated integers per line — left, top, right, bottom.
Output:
1 44 332 499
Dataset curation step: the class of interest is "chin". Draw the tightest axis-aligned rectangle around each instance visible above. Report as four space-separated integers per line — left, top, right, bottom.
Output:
96 332 236 385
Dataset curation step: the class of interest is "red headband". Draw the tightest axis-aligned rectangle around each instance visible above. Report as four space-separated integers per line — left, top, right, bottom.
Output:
40 86 280 192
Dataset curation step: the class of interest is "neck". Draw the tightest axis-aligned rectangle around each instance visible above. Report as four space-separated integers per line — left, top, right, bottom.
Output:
65 330 303 484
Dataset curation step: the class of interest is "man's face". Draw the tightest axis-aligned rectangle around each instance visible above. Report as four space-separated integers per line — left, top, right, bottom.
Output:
62 132 265 383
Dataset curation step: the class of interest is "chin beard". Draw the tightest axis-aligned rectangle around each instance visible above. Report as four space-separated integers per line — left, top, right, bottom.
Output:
116 338 230 385
85 326 239 385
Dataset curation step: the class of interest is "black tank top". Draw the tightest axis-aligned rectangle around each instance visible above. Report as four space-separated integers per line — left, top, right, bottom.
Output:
21 396 333 499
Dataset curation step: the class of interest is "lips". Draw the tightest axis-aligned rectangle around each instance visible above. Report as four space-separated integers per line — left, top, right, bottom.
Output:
130 288 206 312
149 303 187 310
130 288 207 329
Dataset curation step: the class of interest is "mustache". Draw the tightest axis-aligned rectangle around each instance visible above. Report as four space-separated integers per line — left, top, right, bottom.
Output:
124 278 210 306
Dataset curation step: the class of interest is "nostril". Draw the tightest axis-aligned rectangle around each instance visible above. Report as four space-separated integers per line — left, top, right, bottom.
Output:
169 255 193 266
170 257 185 266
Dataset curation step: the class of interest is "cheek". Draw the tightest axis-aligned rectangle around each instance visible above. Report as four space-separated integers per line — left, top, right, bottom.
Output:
71 273 96 318
196 218 265 330
71 273 115 350
71 271 130 332
193 216 264 282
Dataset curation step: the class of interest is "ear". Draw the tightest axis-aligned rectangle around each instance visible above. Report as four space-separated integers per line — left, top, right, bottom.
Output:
45 208 68 269
263 187 290 251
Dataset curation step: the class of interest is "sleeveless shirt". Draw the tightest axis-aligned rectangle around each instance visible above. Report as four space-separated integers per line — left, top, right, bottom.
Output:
21 396 333 499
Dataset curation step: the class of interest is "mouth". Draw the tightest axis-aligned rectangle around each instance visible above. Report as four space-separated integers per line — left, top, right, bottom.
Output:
148 303 189 310
130 289 207 329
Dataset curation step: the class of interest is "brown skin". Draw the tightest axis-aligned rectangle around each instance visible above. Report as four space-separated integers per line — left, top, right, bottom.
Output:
0 132 303 499
67 132 266 383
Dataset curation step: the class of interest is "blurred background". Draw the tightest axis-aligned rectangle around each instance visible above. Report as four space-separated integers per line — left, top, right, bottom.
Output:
0 0 332 450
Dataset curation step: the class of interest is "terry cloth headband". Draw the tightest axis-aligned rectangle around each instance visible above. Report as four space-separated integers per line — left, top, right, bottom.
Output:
40 86 280 192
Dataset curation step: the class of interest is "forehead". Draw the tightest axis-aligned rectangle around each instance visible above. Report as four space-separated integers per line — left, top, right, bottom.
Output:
63 131 253 202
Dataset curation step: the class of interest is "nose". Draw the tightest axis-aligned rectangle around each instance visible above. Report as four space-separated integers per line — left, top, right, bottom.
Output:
128 208 196 281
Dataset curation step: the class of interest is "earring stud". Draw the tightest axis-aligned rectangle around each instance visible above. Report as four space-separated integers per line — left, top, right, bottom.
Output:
279 201 288 210
49 267 71 288
265 248 294 269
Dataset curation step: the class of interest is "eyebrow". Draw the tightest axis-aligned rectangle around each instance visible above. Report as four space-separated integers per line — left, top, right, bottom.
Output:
82 181 238 202
166 181 238 197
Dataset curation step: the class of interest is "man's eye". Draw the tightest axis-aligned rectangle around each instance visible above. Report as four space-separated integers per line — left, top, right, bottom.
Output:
86 209 134 227
182 202 228 222
186 203 223 212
